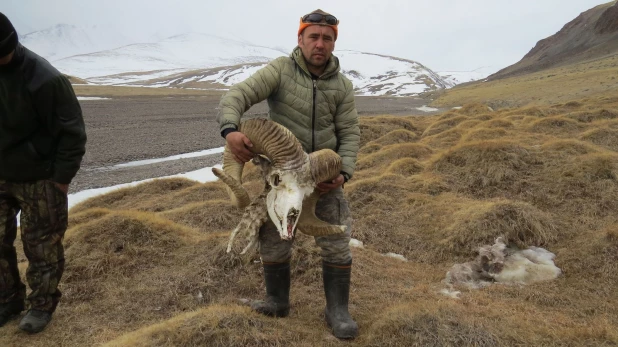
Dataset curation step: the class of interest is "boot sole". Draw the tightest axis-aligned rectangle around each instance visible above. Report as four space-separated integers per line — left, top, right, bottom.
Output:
19 321 49 334
325 315 358 339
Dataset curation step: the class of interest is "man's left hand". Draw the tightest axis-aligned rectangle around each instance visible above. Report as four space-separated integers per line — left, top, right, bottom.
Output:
316 174 345 193
53 183 69 194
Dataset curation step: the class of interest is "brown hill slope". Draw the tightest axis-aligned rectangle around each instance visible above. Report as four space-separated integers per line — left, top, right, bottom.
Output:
430 54 618 108
3 97 618 346
488 1 618 81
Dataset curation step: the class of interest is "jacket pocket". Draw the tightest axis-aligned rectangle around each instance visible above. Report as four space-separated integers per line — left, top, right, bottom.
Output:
0 141 53 181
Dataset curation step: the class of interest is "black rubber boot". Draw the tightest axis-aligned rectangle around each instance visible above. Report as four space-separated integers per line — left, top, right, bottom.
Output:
19 309 52 333
323 261 358 339
250 262 290 317
0 301 24 327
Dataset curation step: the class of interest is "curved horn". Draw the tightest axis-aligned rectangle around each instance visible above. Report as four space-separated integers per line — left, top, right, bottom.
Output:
298 149 345 236
297 191 347 236
213 118 307 208
308 149 342 183
211 145 251 208
242 118 306 170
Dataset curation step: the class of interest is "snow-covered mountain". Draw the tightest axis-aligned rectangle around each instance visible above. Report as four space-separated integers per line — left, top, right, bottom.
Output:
96 50 452 96
21 24 484 96
53 33 288 79
438 66 498 86
337 51 450 95
20 24 135 61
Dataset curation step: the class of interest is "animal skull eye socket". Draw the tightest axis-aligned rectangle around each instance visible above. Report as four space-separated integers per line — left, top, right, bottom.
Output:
272 174 280 187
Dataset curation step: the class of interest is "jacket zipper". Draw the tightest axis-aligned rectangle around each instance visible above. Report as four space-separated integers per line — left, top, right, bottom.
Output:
311 78 317 152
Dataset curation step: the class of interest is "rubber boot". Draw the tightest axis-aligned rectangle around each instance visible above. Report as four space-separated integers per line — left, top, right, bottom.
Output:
250 262 290 317
323 261 358 339
19 309 52 333
0 301 24 327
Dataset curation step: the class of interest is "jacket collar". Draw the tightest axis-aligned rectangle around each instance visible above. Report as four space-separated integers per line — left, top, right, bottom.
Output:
291 46 340 79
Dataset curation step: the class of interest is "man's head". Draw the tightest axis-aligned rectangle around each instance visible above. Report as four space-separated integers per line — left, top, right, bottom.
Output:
297 9 338 74
0 12 18 64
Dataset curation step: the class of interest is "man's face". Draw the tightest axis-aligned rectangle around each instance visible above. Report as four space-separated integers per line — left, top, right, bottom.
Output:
298 25 336 70
0 50 14 65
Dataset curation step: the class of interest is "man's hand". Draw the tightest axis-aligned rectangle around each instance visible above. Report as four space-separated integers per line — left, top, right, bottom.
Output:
53 182 69 194
316 174 345 193
226 132 254 163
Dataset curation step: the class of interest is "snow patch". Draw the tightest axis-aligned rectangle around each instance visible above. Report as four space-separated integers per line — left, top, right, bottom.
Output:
384 252 408 261
112 147 224 168
77 96 110 100
349 238 365 248
415 105 439 112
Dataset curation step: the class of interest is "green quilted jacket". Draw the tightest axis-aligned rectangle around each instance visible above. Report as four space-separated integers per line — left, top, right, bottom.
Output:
217 46 360 179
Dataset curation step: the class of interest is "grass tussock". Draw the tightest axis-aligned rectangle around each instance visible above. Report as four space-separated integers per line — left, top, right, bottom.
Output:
455 119 483 129
580 127 618 151
461 127 508 142
359 116 420 147
6 97 618 347
421 115 470 137
430 140 537 195
528 116 584 134
566 108 618 123
71 179 229 214
453 103 494 116
159 200 242 232
480 118 514 128
366 128 419 146
104 305 313 347
64 212 199 279
385 158 424 176
68 207 112 227
356 143 432 171
420 128 465 149
540 139 600 155
364 304 500 347
442 200 559 256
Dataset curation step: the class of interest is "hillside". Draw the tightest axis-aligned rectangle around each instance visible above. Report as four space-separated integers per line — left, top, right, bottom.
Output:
429 54 618 109
488 1 618 81
3 97 617 346
102 50 450 97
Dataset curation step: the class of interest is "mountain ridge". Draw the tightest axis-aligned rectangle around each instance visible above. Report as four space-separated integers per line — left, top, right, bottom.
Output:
488 1 618 81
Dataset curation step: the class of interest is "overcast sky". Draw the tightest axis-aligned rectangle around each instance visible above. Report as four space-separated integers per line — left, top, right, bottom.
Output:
2 0 610 72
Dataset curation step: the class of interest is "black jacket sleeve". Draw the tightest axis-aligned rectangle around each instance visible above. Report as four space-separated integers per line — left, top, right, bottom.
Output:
34 75 87 184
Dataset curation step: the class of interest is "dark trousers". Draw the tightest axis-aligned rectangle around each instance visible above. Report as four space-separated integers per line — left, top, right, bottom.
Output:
0 179 68 312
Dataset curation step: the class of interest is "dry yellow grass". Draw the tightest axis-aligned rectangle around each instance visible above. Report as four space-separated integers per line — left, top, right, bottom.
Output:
430 55 618 109
4 97 618 346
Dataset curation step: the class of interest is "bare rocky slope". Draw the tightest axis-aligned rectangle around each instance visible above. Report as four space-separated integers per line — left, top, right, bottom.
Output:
488 1 618 80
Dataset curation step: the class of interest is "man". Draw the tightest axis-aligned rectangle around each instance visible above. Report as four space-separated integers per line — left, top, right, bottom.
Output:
217 9 360 339
0 13 87 333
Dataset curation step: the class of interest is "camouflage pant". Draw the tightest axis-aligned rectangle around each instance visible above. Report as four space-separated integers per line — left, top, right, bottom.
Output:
0 179 67 312
259 187 352 265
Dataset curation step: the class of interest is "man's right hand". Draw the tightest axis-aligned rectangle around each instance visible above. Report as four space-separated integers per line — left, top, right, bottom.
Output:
226 131 254 163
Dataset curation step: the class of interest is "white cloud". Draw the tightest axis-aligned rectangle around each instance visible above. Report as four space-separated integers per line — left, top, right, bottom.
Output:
2 0 608 71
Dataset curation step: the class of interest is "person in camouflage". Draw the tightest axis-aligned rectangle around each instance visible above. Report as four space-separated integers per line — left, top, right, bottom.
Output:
217 9 360 339
0 13 87 333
